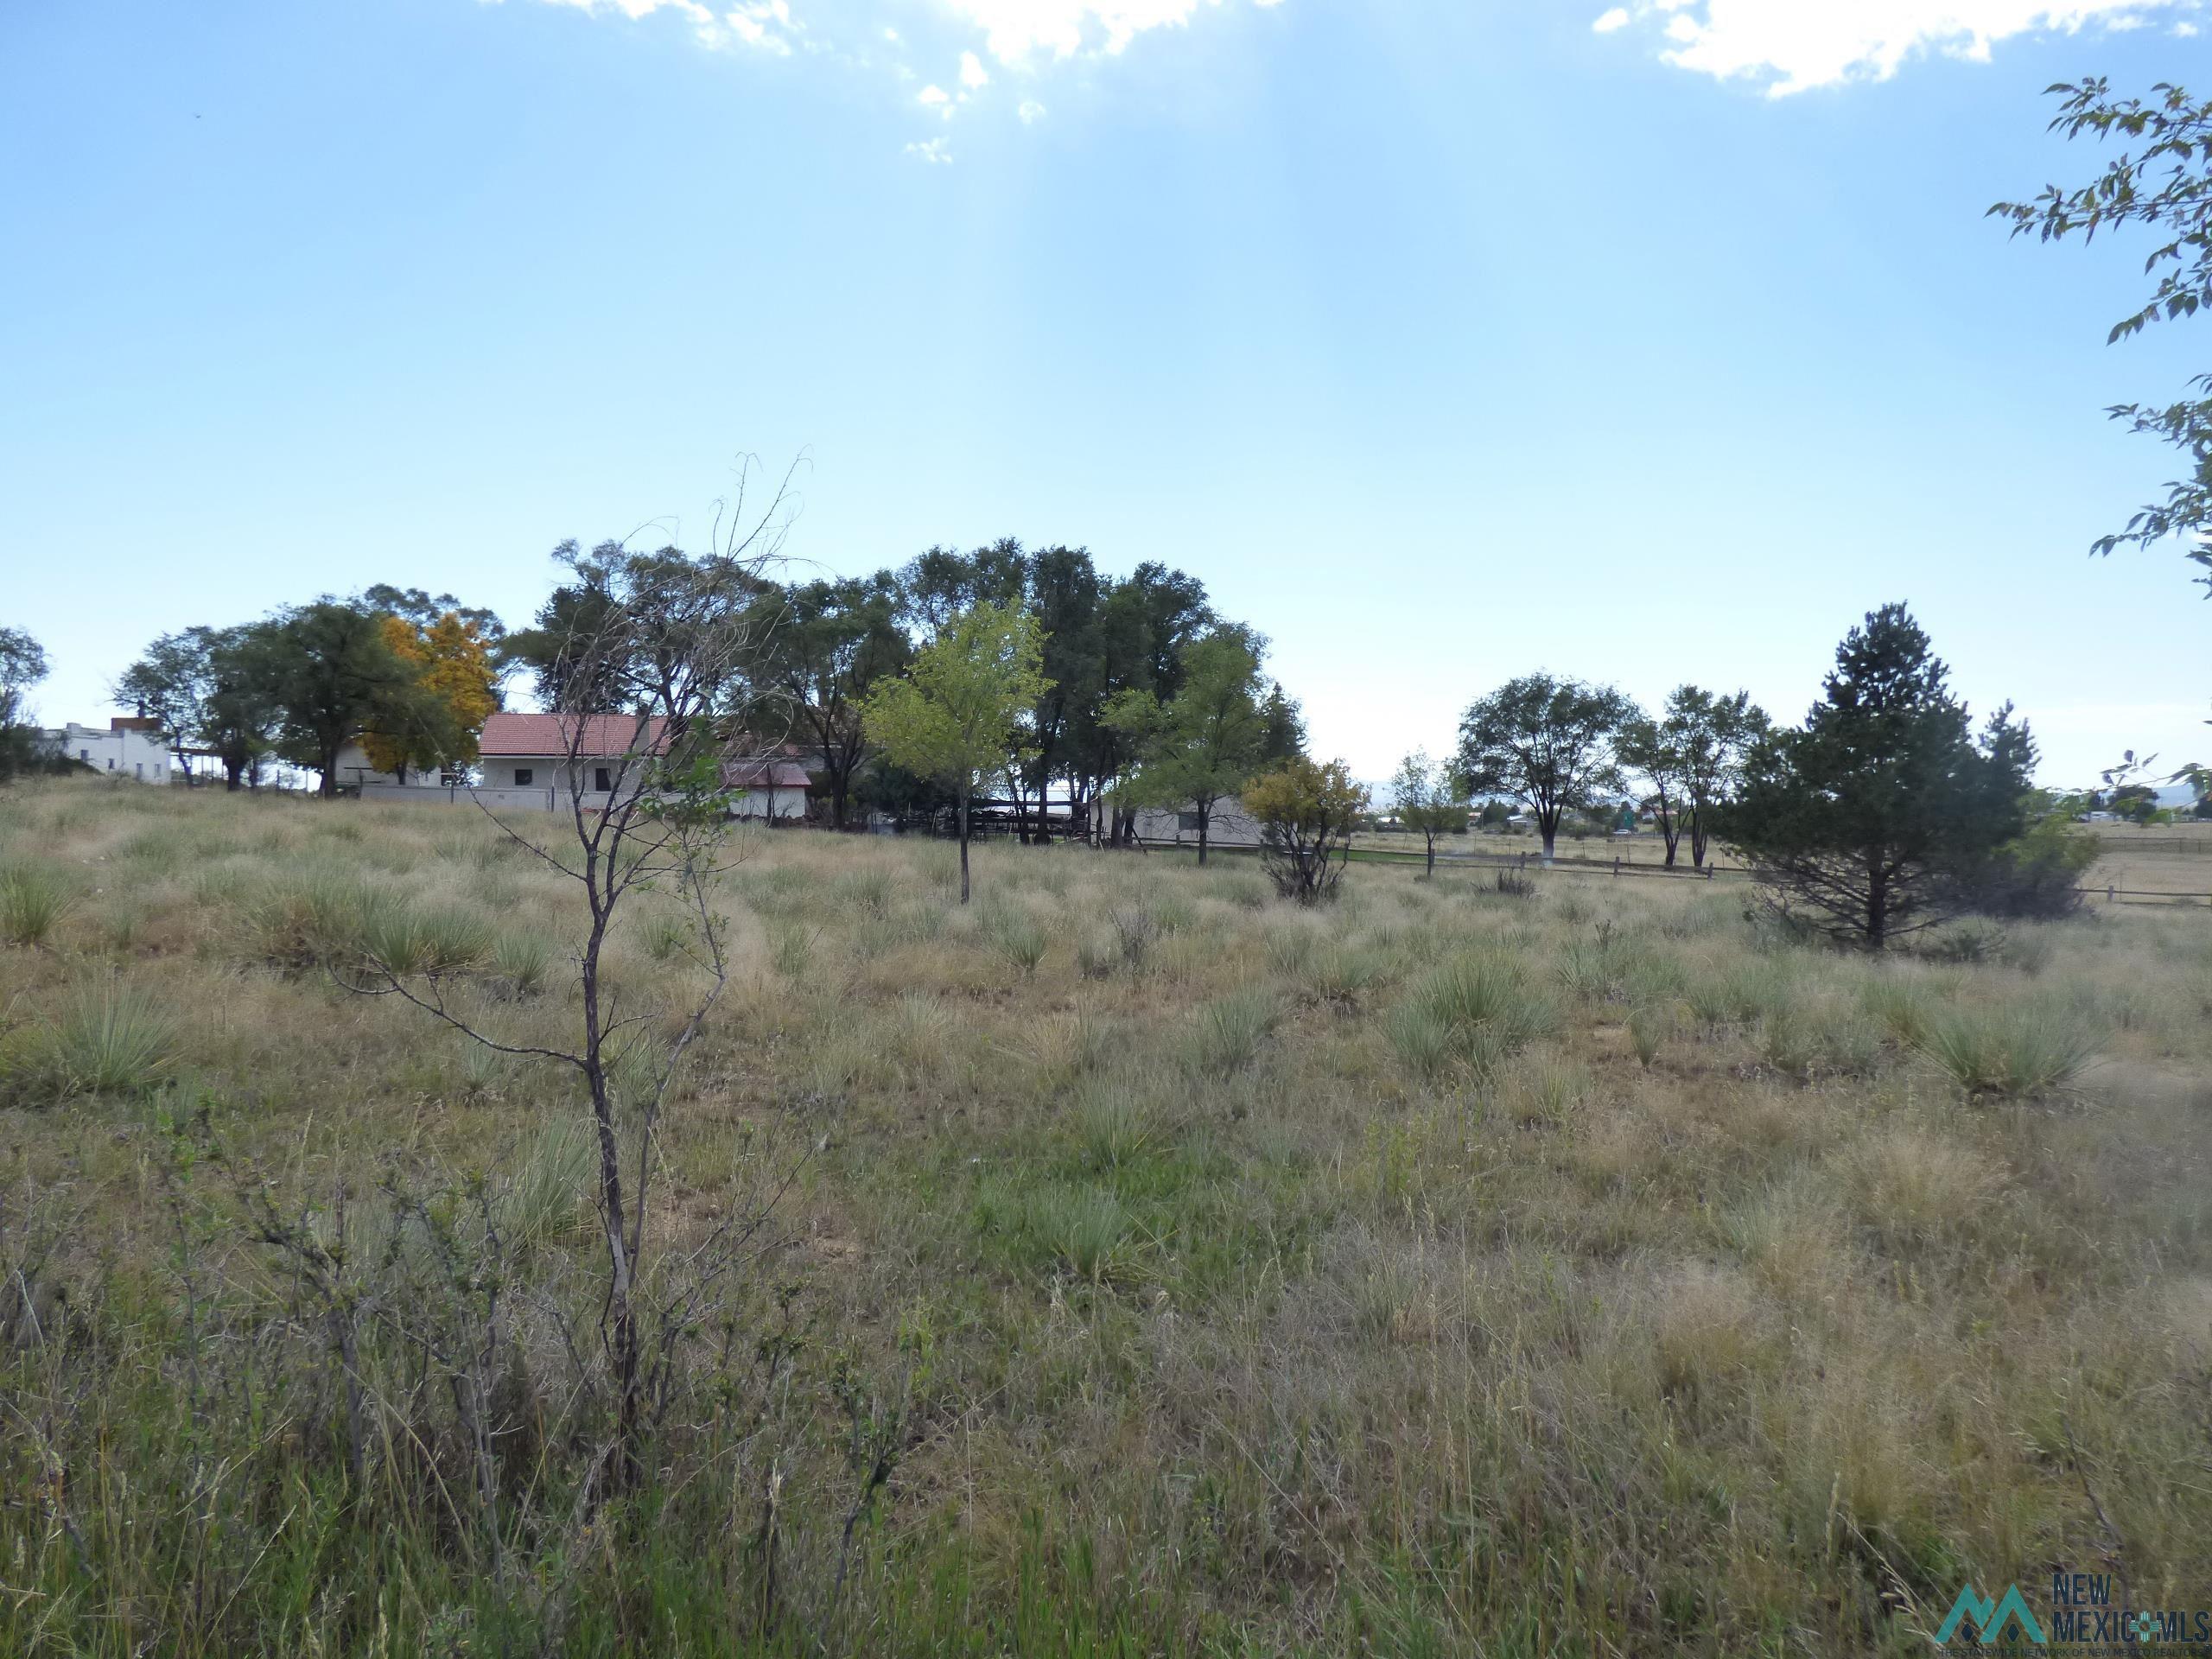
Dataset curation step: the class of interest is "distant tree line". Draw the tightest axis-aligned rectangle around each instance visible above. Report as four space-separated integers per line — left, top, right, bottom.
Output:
16 562 2142 945
108 588 505 795
1376 603 2101 949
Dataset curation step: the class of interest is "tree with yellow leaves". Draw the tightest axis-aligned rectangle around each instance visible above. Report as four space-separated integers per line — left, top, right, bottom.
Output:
360 610 501 782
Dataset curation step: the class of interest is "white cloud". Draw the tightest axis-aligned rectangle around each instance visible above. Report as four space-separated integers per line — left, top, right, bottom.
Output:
1019 98 1048 122
918 81 950 105
905 136 954 163
2179 17 2202 29
959 48 991 86
1605 1 2195 95
941 0 1275 65
723 0 797 54
1592 7 1631 32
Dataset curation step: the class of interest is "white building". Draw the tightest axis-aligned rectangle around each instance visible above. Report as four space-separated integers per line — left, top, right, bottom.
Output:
722 758 811 822
51 718 175 784
330 740 457 790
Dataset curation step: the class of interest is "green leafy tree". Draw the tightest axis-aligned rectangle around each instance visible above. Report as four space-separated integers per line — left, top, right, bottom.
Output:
1614 709 1684 867
1720 605 2037 950
1389 748 1467 877
858 601 1050 905
1661 686 1768 868
1115 630 1270 866
1993 79 2212 594
897 539 1028 638
1080 562 1214 845
0 626 50 731
201 624 283 790
0 626 63 781
739 574 908 828
260 601 454 796
1247 758 1369 905
1453 674 1635 865
116 629 219 785
1020 544 1107 842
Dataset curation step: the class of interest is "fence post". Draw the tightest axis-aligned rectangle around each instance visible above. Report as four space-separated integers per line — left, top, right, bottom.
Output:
1612 856 1620 877
2107 883 2115 905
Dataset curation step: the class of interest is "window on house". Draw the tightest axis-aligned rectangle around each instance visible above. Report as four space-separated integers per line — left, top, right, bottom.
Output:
79 748 88 761
594 766 613 792
1178 810 1201 832
135 763 143 779
514 767 534 786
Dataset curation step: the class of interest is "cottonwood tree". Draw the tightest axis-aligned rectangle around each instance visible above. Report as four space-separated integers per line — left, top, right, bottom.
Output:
0 626 47 731
116 630 221 785
1389 748 1466 876
736 574 906 829
1615 711 1687 868
0 626 60 780
1993 79 2212 595
1624 685 1769 870
1248 758 1368 905
859 599 1050 904
344 462 803 1495
359 610 502 783
258 601 453 796
1111 629 1270 866
1720 604 2036 950
1453 674 1635 865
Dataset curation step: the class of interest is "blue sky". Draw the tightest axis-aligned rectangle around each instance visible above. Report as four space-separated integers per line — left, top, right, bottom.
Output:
3 0 2207 787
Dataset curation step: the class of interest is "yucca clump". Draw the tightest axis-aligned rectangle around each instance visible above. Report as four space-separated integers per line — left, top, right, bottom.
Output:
3 982 180 1104
357 898 494 980
985 904 1048 976
1388 955 1554 1080
1915 1004 2099 1098
1186 987 1279 1077
0 863 73 948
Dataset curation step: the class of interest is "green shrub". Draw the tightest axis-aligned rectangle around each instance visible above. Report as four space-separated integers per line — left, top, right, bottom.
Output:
985 905 1048 976
1628 1002 1674 1068
1760 1002 1883 1082
3 983 180 1103
1300 942 1389 1005
359 901 493 980
1388 956 1553 1081
1037 1186 1135 1283
1915 1005 2098 1098
246 866 382 970
499 1116 596 1253
1075 1079 1156 1173
1187 988 1280 1077
490 932 551 999
1859 974 1939 1047
769 920 812 980
0 864 73 947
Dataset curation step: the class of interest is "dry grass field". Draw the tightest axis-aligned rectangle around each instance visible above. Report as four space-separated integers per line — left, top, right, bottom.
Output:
3 776 2211 1656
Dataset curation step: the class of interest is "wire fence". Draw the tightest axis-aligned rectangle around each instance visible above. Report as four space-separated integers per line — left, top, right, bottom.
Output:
1129 837 2212 909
